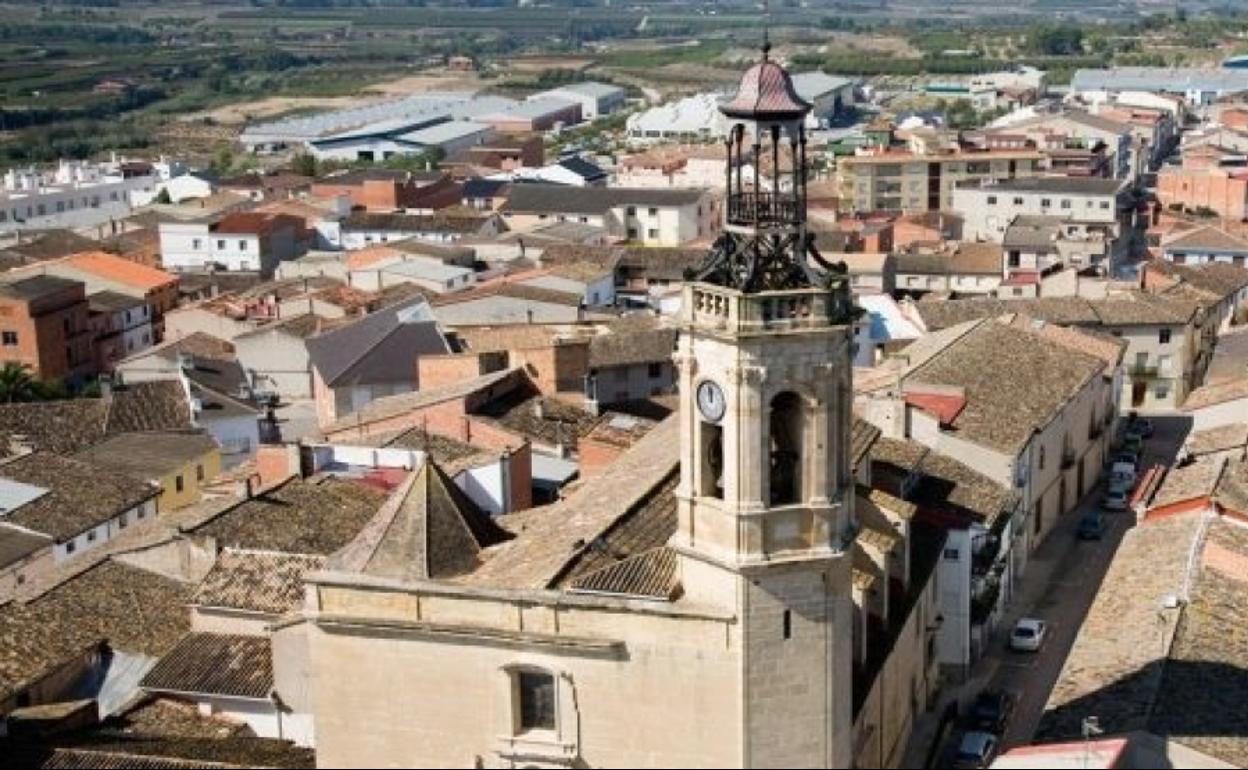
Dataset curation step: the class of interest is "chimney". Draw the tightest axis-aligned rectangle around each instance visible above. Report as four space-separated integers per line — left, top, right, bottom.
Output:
533 399 545 420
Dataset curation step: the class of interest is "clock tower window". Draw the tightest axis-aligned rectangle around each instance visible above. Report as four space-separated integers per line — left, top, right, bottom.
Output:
769 391 803 506
699 421 724 500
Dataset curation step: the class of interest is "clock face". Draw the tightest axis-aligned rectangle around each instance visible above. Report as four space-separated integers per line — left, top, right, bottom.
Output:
696 380 726 423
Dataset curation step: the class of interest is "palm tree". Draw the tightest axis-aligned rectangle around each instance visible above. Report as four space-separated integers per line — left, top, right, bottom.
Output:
0 363 40 403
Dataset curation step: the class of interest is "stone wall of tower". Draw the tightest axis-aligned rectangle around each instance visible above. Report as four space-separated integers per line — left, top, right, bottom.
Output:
742 558 854 769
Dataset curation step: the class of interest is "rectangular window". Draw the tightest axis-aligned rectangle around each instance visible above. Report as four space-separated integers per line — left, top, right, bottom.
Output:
1100 201 1110 209
65 540 76 555
1159 329 1171 344
1061 199 1071 209
943 547 960 560
518 671 556 732
192 238 202 250
1 331 16 345
86 530 96 543
216 240 226 250
648 362 662 379
1041 198 1051 208
648 207 658 216
175 475 184 493
647 228 658 240
986 195 997 205
626 206 636 216
197 464 205 481
238 240 248 251
1012 197 1024 206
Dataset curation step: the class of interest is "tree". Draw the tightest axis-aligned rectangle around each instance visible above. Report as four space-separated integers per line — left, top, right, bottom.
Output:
291 153 318 177
0 363 40 403
210 144 235 175
153 187 172 205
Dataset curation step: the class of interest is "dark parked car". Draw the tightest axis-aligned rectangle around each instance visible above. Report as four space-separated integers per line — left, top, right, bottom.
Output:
970 690 1015 733
1078 509 1106 540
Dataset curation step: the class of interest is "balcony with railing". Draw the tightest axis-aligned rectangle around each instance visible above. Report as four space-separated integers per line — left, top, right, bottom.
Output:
684 279 854 334
727 191 800 228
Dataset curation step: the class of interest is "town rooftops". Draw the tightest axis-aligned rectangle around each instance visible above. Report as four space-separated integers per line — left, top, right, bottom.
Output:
0 452 158 542
74 431 219 481
460 414 679 590
88 290 148 314
320 368 521 436
0 522 52 570
0 380 192 455
328 459 510 582
1003 215 1064 252
316 168 445 186
0 274 81 301
957 175 1126 196
0 559 191 704
212 212 302 236
61 251 178 292
910 293 1199 332
903 318 1106 453
1161 224 1248 253
189 476 388 556
142 633 273 701
340 210 493 234
1040 506 1248 767
501 183 705 216
306 295 448 387
1186 423 1248 459
869 436 1017 530
193 548 326 616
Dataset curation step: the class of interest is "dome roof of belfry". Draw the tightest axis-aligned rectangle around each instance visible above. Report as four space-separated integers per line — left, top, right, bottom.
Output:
719 43 812 121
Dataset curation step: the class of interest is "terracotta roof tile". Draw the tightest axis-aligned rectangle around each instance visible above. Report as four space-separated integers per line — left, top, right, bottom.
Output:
63 251 177 292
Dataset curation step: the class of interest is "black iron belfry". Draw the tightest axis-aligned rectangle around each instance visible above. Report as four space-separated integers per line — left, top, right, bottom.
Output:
689 43 843 293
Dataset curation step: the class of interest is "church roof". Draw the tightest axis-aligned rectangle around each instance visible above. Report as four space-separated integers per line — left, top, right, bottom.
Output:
720 47 812 121
327 460 510 581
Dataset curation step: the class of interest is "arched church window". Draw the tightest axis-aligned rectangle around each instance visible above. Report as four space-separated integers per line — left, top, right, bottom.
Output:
770 392 803 505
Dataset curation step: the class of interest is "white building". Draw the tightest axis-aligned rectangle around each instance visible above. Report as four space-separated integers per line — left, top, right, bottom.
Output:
240 93 516 153
625 72 854 144
951 176 1131 261
308 119 497 163
159 213 306 276
533 81 626 120
0 159 161 234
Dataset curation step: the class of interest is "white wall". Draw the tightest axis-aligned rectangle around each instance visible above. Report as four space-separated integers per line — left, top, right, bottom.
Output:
456 462 506 515
53 498 157 562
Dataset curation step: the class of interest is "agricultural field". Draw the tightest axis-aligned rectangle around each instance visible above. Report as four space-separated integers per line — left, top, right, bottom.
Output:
1 0 1248 169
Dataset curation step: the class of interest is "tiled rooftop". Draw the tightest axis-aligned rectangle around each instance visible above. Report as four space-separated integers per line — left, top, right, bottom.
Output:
904 319 1105 453
141 633 273 700
192 548 326 616
0 560 191 703
0 451 158 542
188 477 387 555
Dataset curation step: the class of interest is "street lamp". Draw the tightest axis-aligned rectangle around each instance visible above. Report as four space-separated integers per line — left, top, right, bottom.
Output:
1081 715 1103 769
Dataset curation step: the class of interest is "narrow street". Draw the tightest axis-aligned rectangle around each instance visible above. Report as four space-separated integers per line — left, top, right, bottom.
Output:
910 413 1190 767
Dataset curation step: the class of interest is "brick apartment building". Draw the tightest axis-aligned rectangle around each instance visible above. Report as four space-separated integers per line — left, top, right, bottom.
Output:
310 169 463 211
0 276 94 382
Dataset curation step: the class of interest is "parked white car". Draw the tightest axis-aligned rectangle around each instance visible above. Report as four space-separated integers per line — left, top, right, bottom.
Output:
1010 618 1047 652
1102 487 1129 512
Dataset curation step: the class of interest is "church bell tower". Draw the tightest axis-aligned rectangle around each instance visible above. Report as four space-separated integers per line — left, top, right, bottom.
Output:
672 41 858 769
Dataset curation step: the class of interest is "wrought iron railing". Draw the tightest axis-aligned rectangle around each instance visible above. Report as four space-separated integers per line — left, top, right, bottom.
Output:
727 192 799 227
